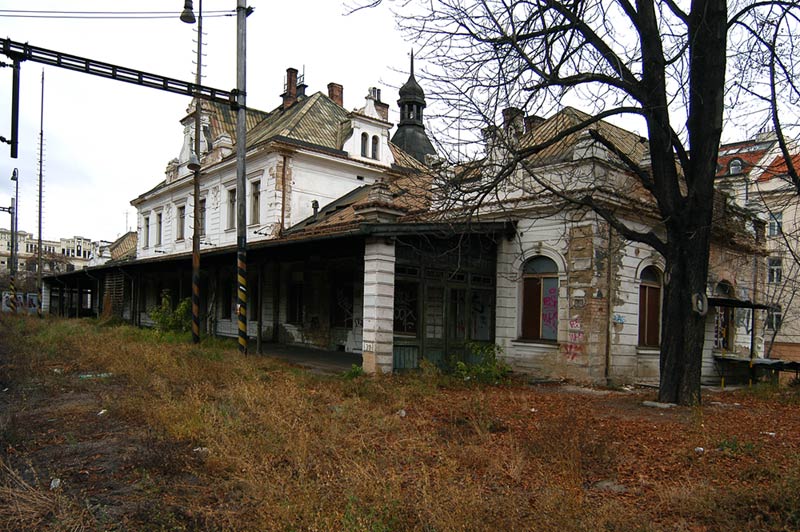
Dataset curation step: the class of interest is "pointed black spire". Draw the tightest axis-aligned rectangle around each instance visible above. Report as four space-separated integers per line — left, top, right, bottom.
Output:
392 51 436 164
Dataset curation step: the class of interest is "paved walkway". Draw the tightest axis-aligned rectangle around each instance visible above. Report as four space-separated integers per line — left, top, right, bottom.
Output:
250 342 362 375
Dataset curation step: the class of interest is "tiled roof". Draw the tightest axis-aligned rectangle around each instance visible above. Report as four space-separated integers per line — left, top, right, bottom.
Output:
715 139 775 178
521 107 648 166
760 153 800 182
247 92 350 151
203 100 270 143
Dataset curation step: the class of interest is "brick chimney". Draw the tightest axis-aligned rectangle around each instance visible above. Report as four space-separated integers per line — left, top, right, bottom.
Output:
327 82 343 107
282 67 298 109
502 107 524 138
372 88 390 121
524 115 545 133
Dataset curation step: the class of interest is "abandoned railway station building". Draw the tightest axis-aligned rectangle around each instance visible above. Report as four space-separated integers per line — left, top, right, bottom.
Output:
44 62 772 386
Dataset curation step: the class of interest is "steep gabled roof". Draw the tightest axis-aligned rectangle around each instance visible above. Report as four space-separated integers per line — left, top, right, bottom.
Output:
715 138 775 178
203 100 270 142
247 92 350 151
759 152 800 182
521 107 648 167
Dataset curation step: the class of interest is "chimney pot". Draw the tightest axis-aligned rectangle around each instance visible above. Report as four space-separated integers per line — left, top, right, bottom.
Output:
524 115 545 133
282 67 298 109
328 82 344 107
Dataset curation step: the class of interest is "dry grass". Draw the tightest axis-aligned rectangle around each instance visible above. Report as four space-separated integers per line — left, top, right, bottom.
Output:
2 315 800 531
0 459 94 531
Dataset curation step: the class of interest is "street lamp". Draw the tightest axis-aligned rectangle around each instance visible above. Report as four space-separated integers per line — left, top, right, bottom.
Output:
181 0 203 344
10 168 19 312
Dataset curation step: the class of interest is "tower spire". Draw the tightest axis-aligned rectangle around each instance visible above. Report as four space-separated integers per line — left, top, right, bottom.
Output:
410 49 414 78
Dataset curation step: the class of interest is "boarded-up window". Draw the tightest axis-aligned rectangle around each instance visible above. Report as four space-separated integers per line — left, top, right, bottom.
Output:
331 270 354 328
638 266 662 347
521 256 558 341
394 281 418 335
287 280 304 325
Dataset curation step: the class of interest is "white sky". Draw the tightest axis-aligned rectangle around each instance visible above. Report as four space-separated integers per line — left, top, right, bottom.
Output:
0 1 411 242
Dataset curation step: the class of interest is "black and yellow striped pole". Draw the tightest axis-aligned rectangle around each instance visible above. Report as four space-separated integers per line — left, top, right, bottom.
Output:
8 276 16 313
234 0 249 354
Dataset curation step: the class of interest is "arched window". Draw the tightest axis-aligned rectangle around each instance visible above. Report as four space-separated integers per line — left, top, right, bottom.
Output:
729 159 743 175
521 256 559 341
638 266 662 347
371 135 379 160
714 282 735 351
360 132 369 157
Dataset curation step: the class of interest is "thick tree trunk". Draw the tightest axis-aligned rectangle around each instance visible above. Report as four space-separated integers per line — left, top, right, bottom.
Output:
658 227 712 405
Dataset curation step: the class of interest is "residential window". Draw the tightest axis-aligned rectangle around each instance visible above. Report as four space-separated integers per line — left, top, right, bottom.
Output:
360 132 369 157
198 199 206 236
177 205 186 241
287 277 304 325
767 305 782 331
227 188 237 230
729 159 743 175
768 212 783 237
521 256 559 341
143 216 150 248
714 282 735 351
371 135 379 160
250 180 260 225
638 266 662 347
768 257 783 284
156 212 162 246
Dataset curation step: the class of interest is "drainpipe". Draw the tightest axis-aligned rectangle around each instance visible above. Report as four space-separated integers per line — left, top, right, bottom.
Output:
280 154 288 234
604 222 613 384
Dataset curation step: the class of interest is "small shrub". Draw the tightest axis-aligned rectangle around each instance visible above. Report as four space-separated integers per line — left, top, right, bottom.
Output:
343 364 366 380
718 436 756 456
451 342 510 384
149 295 192 334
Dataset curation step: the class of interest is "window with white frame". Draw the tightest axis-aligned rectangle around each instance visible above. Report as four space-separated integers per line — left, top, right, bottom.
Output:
156 212 162 246
371 135 379 160
767 305 782 331
768 257 783 284
638 266 662 347
177 205 186 241
227 187 237 230
360 132 369 157
142 216 150 248
768 212 783 237
250 180 260 225
521 256 559 341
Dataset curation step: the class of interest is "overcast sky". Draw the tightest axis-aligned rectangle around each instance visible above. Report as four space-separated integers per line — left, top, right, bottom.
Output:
0 1 411 242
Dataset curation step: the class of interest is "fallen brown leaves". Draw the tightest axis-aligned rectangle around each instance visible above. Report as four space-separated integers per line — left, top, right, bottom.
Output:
1 316 799 531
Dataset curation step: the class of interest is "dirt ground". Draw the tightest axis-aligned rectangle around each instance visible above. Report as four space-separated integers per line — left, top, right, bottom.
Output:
2 317 800 531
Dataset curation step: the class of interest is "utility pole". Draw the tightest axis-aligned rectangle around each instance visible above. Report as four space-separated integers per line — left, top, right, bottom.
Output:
181 0 204 344
235 0 248 354
37 70 44 317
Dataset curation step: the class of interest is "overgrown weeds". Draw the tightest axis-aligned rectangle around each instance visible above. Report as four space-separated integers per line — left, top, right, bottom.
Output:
3 315 800 531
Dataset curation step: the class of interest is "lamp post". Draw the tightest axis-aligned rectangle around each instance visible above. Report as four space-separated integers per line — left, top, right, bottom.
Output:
181 0 248 352
10 168 18 313
181 0 203 344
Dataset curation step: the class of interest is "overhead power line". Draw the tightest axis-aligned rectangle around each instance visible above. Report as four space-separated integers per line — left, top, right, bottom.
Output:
0 9 235 20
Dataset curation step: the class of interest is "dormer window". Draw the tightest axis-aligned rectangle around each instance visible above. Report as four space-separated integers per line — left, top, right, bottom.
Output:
361 133 369 157
729 159 743 175
371 135 379 160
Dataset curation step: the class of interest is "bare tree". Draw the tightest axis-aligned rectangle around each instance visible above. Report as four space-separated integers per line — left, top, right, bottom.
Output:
354 0 800 404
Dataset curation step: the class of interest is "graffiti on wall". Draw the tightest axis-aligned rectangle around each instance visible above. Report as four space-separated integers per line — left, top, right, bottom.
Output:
563 317 584 360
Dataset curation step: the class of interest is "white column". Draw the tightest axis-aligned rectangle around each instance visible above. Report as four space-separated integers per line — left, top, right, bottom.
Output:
362 237 395 373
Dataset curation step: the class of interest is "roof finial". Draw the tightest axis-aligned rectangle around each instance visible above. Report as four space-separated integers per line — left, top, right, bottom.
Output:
410 49 415 78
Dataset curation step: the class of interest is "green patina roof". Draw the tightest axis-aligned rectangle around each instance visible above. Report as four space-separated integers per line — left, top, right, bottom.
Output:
247 92 349 151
